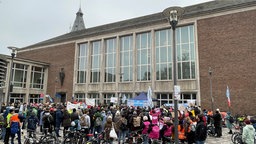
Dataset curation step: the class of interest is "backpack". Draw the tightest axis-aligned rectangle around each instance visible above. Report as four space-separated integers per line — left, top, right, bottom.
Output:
3 117 8 128
149 125 160 139
10 122 19 134
80 115 88 127
27 116 37 130
197 122 207 140
120 122 127 130
95 117 102 126
164 125 172 136
44 115 53 125
229 116 234 124
133 116 141 127
190 123 196 132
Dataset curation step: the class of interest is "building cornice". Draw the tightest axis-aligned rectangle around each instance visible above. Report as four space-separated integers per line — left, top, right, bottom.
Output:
18 0 256 52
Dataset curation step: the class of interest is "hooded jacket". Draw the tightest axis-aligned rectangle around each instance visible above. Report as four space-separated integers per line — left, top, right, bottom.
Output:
242 124 255 144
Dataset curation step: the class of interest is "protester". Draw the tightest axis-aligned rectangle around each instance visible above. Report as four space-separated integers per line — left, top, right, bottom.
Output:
80 109 90 140
141 115 150 144
42 108 53 134
94 109 103 136
104 116 114 144
4 108 14 144
212 109 222 137
55 106 63 137
70 108 81 131
225 112 233 134
242 119 255 144
160 117 173 144
9 110 24 144
195 114 207 144
62 106 71 136
26 111 39 133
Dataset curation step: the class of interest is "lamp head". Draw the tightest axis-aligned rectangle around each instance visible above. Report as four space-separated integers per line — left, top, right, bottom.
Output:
7 46 18 57
208 67 212 76
163 6 184 30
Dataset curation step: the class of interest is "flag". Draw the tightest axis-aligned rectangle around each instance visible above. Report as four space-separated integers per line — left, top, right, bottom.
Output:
122 94 127 104
46 95 54 103
226 86 231 107
147 86 154 108
55 93 61 98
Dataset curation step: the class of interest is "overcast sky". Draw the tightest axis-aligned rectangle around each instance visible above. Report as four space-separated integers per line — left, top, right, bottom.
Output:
0 0 212 55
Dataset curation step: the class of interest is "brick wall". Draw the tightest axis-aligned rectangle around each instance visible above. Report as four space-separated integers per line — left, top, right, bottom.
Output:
198 10 256 115
17 43 76 102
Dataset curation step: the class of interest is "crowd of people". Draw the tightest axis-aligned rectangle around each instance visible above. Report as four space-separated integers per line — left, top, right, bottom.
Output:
0 101 255 144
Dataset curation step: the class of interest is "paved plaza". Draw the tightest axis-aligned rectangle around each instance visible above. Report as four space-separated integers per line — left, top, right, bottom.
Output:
1 126 235 144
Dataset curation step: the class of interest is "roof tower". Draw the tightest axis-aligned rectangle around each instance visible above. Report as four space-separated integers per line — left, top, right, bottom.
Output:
71 4 85 32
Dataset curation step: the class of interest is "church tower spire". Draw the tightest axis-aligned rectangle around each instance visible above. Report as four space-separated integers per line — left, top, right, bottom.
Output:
71 4 85 32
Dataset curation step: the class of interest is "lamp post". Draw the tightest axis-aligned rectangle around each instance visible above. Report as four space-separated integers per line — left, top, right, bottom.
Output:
119 72 124 105
209 67 214 111
6 46 18 105
163 7 184 144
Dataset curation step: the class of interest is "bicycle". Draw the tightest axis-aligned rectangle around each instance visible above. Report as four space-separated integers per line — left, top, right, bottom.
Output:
231 124 243 143
63 129 82 144
207 123 215 137
0 124 2 139
24 129 57 144
124 129 143 144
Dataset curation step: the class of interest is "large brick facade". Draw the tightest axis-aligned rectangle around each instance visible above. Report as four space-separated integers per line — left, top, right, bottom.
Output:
17 43 75 102
15 1 256 115
198 10 256 115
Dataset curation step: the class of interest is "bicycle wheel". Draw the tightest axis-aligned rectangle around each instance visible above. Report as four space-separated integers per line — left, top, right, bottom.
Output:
23 138 32 144
231 132 240 143
41 135 57 144
63 137 78 144
207 125 215 136
233 134 243 144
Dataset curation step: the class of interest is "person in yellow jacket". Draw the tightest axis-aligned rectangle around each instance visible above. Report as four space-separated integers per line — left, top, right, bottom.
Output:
4 109 14 144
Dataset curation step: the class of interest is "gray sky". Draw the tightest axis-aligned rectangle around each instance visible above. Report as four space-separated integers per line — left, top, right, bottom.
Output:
0 0 212 55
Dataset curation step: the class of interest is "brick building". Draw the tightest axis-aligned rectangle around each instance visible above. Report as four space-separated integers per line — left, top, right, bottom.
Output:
14 0 256 115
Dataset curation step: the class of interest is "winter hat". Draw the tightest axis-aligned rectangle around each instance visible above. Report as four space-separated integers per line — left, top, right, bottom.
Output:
244 119 251 124
107 116 112 120
116 111 120 116
143 116 148 121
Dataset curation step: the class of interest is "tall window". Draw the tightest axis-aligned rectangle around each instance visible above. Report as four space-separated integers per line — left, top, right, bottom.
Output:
103 93 115 104
75 93 86 102
177 25 196 79
12 63 28 88
156 93 196 106
30 66 44 89
155 29 172 80
120 35 133 81
105 38 116 82
90 41 101 83
136 32 151 81
88 93 99 105
77 43 88 83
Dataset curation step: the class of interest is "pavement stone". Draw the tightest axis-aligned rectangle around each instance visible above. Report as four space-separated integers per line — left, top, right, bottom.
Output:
3 127 234 144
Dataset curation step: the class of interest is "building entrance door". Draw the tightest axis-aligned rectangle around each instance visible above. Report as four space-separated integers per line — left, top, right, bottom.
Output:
60 93 66 104
10 94 24 104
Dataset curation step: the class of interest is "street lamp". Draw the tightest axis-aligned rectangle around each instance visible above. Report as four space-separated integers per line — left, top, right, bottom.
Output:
209 67 214 112
119 72 124 105
6 46 18 105
163 6 184 144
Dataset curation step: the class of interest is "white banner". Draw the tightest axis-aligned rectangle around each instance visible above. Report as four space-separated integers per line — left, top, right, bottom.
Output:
86 98 95 106
110 97 118 103
67 102 80 111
